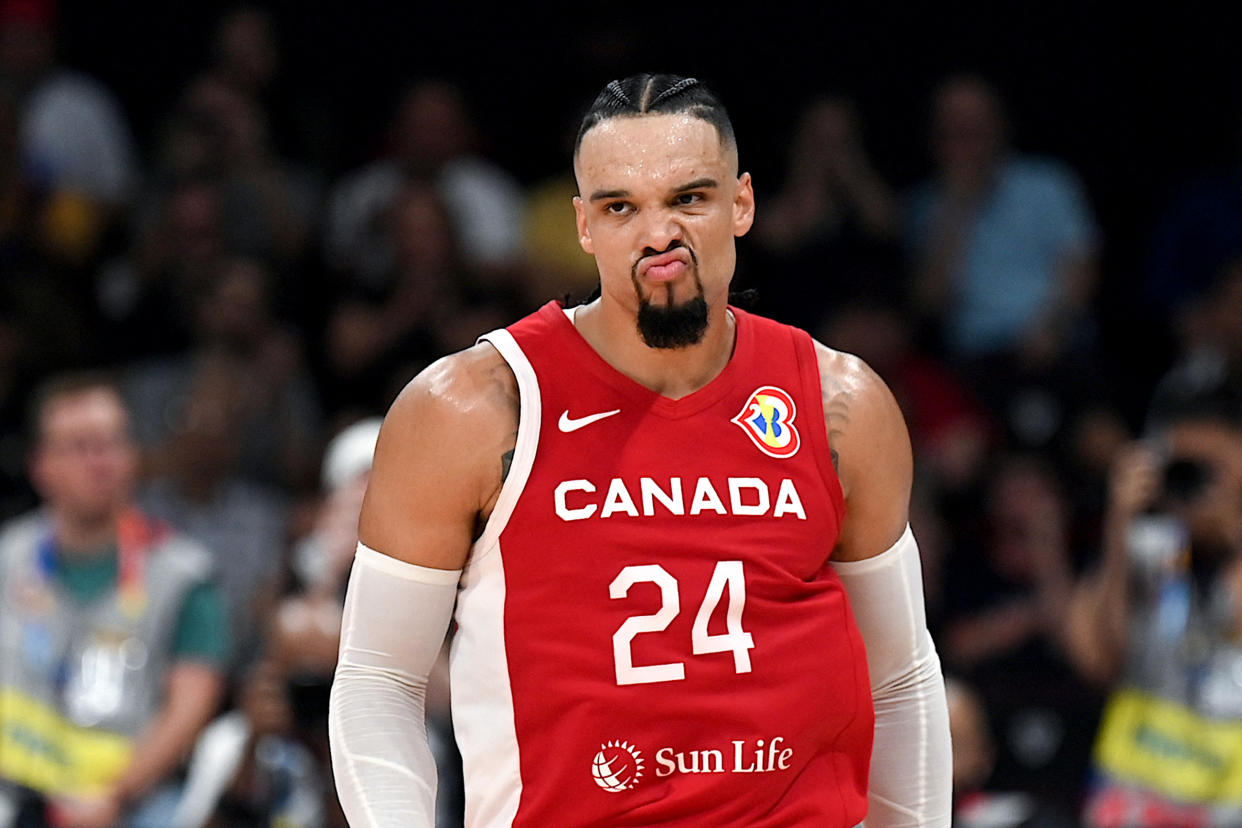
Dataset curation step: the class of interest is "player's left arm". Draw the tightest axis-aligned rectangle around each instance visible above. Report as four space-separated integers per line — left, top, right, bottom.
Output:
815 342 952 827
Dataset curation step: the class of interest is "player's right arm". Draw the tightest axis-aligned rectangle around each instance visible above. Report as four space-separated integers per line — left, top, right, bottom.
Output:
358 342 519 570
813 342 952 827
329 343 517 827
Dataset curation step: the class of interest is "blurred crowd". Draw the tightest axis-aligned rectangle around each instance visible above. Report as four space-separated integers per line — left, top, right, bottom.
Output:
2 2 1242 827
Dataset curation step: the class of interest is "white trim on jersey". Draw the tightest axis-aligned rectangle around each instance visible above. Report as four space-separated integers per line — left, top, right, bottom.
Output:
473 328 542 553
451 327 542 826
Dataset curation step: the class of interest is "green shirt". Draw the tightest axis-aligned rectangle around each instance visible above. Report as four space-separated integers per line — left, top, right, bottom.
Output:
54 544 230 668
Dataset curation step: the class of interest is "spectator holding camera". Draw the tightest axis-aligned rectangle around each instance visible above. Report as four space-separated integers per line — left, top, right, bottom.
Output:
1065 395 1242 826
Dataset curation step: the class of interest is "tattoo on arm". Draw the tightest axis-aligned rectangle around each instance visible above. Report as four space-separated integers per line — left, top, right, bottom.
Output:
473 355 521 542
485 357 520 486
819 371 852 478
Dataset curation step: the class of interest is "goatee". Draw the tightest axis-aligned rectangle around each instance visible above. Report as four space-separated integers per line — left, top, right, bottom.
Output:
637 294 709 349
632 243 708 349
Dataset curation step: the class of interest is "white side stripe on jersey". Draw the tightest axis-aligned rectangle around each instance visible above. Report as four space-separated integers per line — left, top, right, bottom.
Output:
451 326 541 827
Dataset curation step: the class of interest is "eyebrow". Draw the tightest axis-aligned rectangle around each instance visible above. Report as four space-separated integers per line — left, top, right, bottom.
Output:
588 178 720 203
674 177 719 193
589 188 629 202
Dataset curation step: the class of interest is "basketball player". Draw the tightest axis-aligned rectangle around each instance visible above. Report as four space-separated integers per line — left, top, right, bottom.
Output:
328 74 951 826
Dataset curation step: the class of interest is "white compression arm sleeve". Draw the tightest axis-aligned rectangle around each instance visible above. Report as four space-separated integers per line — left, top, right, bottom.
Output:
328 543 460 828
831 525 952 827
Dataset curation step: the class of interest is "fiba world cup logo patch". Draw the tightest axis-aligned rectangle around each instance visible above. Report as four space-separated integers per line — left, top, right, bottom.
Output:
732 386 801 458
592 740 644 792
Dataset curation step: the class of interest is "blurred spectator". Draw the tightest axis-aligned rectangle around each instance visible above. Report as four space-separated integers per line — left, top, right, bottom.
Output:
907 74 1098 366
123 259 317 670
203 5 331 173
1066 404 1242 825
907 75 1114 462
1148 257 1242 431
97 70 319 357
96 177 226 361
0 73 102 380
207 7 279 107
948 676 1076 828
753 95 901 329
125 256 322 491
215 419 461 826
155 75 318 266
325 180 511 414
1146 127 1242 316
819 300 994 496
0 374 226 827
325 79 525 288
939 454 1102 813
0 0 137 246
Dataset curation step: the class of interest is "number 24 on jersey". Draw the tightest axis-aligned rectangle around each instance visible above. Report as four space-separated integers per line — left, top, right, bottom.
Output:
609 561 754 686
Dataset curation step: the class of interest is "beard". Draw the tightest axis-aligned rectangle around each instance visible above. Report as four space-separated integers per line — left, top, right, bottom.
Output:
637 293 709 348
632 246 709 349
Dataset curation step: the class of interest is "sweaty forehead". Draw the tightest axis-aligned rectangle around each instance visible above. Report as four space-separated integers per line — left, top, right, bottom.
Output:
575 113 736 189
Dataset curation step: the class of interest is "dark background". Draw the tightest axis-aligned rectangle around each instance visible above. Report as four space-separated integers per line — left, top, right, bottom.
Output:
53 0 1242 414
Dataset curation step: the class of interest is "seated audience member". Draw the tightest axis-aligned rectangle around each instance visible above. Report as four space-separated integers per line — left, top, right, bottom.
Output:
906 75 1098 367
940 454 1103 813
1066 396 1242 826
752 95 901 330
325 79 525 289
126 256 322 492
2 0 137 219
0 373 227 827
325 181 512 414
948 677 1076 828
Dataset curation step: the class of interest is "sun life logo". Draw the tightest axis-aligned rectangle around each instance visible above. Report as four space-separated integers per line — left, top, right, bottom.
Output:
592 740 644 792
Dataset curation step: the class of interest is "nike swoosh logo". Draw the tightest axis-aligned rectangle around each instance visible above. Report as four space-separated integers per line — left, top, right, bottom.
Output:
558 409 621 432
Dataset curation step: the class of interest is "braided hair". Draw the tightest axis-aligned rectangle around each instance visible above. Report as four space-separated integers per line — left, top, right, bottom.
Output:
574 73 735 156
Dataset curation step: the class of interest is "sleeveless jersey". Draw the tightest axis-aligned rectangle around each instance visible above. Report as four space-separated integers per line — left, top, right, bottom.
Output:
451 301 873 827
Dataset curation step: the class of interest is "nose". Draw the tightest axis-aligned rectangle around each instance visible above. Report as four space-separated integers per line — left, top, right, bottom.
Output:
639 208 684 256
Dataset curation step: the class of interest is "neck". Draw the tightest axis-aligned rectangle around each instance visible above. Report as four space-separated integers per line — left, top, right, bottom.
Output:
53 510 120 555
573 295 736 399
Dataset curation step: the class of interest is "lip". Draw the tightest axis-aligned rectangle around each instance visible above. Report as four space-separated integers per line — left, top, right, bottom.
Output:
637 249 692 279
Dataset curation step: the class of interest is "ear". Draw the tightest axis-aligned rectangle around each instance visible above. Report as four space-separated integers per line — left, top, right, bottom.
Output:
573 195 594 254
733 172 755 238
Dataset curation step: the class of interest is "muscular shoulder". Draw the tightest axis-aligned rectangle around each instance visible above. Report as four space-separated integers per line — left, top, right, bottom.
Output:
358 342 518 570
390 341 518 433
812 340 912 561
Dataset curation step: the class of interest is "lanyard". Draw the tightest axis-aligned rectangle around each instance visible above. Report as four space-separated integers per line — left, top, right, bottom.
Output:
36 507 159 617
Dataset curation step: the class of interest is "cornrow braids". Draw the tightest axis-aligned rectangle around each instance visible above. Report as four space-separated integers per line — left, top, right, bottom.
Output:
604 79 633 108
574 73 736 156
647 77 700 108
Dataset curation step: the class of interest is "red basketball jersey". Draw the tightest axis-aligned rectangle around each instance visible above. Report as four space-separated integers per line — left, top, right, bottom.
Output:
451 301 873 827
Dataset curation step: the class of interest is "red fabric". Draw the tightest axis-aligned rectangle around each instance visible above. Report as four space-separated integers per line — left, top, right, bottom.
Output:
496 301 872 826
